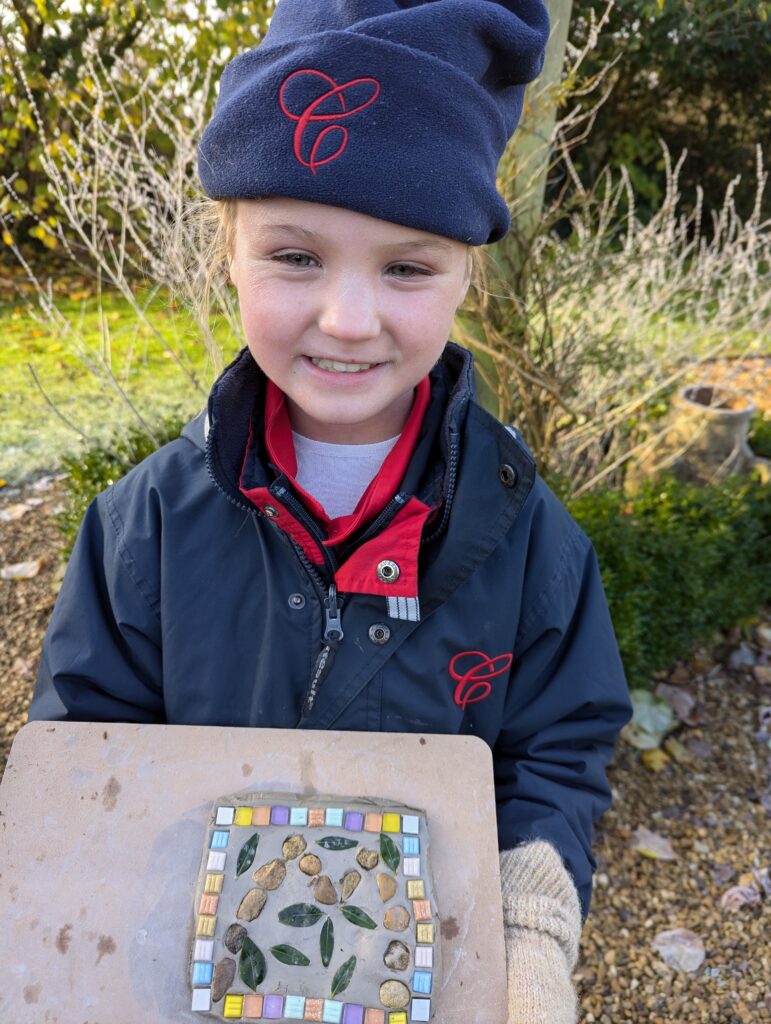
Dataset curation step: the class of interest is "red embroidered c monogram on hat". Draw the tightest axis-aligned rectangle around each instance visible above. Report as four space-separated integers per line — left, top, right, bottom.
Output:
279 68 381 175
450 650 513 711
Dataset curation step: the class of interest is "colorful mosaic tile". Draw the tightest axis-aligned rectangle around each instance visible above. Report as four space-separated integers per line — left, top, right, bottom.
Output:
194 938 214 961
285 994 307 1018
263 993 285 1018
412 971 432 995
210 830 229 849
192 962 213 986
381 813 401 833
416 924 434 944
204 873 224 895
191 988 211 1012
410 999 431 1022
345 810 364 831
363 812 382 832
403 858 420 876
243 994 264 1019
401 816 420 834
207 851 226 871
223 994 244 1019
252 805 271 826
342 1005 365 1024
304 997 324 1020
308 808 325 827
388 1013 407 1024
403 837 420 856
322 999 343 1023
270 805 290 825
199 893 219 916
364 1012 385 1024
290 806 309 826
215 806 235 826
414 947 433 969
325 807 344 827
412 900 431 922
406 880 425 900
196 915 216 937
234 806 253 826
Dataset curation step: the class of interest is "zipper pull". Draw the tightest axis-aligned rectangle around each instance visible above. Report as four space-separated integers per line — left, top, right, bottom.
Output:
323 583 344 643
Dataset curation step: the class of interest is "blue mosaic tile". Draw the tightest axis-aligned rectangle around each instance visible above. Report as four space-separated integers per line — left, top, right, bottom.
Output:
192 962 213 986
412 970 432 994
210 830 229 849
403 836 420 855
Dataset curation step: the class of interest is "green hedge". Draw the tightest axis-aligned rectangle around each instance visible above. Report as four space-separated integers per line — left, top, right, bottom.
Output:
57 419 770 690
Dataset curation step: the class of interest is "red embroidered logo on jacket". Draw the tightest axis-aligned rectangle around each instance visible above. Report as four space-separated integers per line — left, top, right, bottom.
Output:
279 68 381 175
450 650 513 710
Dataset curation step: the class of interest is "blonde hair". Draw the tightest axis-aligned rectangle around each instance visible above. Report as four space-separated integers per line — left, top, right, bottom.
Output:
191 197 487 326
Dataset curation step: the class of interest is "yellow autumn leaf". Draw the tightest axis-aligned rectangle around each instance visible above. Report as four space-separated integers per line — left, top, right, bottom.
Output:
641 748 670 772
14 178 28 193
2 230 13 246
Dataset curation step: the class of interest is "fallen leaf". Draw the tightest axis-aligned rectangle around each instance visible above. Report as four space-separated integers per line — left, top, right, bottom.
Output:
652 928 705 973
642 748 670 772
663 737 692 764
0 503 33 522
0 559 45 580
752 867 770 896
622 689 676 750
686 738 714 759
631 827 677 861
729 642 756 669
712 863 736 886
720 886 761 913
655 683 701 726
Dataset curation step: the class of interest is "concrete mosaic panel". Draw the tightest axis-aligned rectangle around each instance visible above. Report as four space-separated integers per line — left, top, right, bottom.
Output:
190 794 440 1022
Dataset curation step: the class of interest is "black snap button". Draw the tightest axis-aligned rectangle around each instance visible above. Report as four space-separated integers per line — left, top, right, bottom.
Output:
264 505 280 518
288 593 306 609
368 623 392 645
499 464 518 488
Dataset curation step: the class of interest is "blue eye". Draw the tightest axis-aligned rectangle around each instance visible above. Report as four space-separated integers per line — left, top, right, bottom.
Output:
275 252 318 268
389 263 430 278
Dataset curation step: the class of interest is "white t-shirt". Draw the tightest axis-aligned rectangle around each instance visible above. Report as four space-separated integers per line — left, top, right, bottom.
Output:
292 431 400 520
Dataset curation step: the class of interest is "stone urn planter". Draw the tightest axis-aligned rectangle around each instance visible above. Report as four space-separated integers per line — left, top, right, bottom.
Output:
629 384 769 488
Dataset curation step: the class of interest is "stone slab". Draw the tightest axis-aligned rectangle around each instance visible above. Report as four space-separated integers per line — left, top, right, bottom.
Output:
0 722 507 1023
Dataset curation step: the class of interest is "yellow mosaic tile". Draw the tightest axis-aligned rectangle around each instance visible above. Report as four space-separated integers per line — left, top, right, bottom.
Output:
204 873 224 894
197 914 216 937
412 899 432 921
388 1014 407 1024
381 813 401 833
416 923 434 944
406 880 425 900
234 807 253 826
224 994 244 1018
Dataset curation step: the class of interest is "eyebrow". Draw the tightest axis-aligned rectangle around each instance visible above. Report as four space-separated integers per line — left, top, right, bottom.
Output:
250 222 454 255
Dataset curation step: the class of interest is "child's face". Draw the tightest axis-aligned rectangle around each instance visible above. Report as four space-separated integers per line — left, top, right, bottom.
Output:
229 198 470 443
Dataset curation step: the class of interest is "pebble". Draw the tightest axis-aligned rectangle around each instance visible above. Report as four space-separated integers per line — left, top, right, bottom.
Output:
356 848 380 870
236 887 268 921
253 858 287 890
211 957 236 1002
223 923 247 954
313 875 337 905
299 853 322 876
383 940 410 971
376 873 398 902
383 906 410 931
340 870 361 901
379 980 410 1009
282 834 307 860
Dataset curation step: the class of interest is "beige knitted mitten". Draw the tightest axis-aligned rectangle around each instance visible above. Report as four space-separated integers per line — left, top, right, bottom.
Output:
499 840 583 1024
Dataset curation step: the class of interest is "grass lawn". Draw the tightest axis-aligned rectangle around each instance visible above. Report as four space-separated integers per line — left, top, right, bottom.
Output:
0 288 242 485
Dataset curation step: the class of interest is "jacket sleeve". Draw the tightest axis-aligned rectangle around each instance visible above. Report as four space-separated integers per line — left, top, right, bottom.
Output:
28 486 165 723
494 505 632 923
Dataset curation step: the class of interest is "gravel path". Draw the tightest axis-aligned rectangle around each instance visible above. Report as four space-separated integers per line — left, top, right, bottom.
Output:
1 476 769 1022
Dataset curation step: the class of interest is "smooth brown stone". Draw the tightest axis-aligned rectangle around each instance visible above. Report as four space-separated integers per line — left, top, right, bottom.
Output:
211 957 236 1002
313 875 338 905
282 834 307 860
253 858 287 890
236 887 268 922
379 979 410 1009
340 869 361 901
223 923 247 954
356 848 379 870
376 873 398 902
383 905 410 931
383 940 410 971
299 853 322 876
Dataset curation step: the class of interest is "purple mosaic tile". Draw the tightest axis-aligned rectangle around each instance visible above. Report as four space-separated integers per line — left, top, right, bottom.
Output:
263 993 285 1019
270 805 290 825
342 1005 365 1024
344 811 364 831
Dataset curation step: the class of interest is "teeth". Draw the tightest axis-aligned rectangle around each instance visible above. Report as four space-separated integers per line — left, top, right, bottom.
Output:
311 358 377 373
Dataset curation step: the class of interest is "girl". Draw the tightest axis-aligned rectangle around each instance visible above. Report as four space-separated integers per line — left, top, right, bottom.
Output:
29 2 632 1021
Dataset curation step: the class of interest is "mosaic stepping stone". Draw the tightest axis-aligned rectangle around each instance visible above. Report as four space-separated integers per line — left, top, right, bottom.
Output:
190 794 440 1020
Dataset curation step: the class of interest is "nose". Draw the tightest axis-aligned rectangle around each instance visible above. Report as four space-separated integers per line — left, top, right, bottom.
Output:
317 271 380 342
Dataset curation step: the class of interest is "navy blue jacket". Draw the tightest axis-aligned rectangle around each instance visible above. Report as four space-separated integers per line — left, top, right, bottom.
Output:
29 343 632 920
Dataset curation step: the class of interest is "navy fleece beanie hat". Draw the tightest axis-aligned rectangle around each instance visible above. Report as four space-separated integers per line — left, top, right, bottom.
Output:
198 0 551 245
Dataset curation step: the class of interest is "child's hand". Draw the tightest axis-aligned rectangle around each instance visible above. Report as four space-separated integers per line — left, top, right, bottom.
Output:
500 841 582 1024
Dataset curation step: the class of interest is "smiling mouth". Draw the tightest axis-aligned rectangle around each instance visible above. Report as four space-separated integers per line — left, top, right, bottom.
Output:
309 357 382 373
